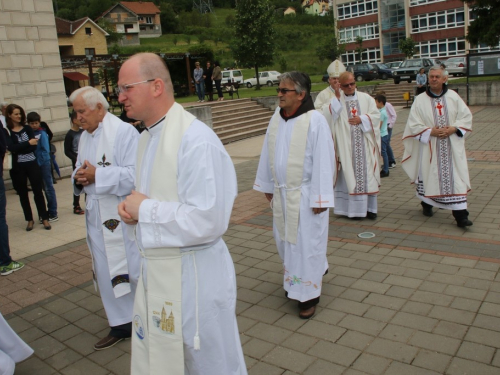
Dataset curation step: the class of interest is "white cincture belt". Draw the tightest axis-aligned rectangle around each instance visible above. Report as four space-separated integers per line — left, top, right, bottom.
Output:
85 194 107 231
271 180 310 208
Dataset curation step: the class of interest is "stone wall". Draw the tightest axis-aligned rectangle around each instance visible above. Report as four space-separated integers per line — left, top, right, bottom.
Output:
448 81 500 106
0 0 71 182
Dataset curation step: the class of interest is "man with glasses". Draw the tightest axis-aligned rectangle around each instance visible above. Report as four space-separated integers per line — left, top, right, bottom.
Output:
321 71 381 220
254 72 335 320
69 86 140 351
117 53 246 374
314 60 346 110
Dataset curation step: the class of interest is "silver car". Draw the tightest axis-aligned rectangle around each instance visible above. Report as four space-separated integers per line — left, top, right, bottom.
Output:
445 57 467 76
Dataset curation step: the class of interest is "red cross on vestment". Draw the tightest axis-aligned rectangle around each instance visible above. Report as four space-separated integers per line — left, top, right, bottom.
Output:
436 102 443 116
351 108 357 117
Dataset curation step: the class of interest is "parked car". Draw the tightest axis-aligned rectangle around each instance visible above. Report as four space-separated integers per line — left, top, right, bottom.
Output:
243 71 281 88
322 72 329 82
392 58 434 84
214 69 244 85
444 57 467 76
346 63 378 82
385 61 402 69
372 63 393 80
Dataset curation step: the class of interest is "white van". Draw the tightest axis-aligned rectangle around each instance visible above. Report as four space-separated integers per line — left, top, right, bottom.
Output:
213 69 243 85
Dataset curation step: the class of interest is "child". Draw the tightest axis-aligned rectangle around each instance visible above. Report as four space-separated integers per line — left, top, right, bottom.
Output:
27 112 58 222
375 95 389 178
64 111 84 215
377 91 397 168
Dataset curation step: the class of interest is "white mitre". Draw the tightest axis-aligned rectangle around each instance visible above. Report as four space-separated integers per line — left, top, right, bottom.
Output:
327 60 346 78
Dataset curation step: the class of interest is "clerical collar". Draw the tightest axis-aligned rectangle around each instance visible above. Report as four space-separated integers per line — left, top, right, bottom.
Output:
345 93 356 97
146 116 166 132
426 84 448 98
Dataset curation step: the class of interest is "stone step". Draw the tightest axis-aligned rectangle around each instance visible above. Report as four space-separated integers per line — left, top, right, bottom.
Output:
215 120 269 137
214 112 273 129
218 124 268 144
212 103 268 117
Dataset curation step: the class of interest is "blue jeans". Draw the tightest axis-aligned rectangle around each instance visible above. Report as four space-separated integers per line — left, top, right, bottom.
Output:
381 135 389 173
0 174 12 266
40 163 57 217
195 81 205 101
387 127 395 165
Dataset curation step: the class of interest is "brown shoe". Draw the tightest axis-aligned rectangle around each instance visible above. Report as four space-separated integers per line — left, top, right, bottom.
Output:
299 306 316 319
94 335 125 350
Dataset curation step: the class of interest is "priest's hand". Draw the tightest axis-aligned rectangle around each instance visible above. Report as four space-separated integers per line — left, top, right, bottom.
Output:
332 82 341 99
265 193 273 202
75 160 96 186
118 200 137 225
348 116 362 125
121 190 148 222
313 207 328 214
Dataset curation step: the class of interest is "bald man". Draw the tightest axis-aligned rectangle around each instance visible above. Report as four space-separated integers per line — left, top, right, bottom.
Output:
117 53 247 374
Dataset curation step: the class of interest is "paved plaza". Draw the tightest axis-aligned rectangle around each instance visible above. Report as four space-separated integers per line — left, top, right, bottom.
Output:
1 105 500 374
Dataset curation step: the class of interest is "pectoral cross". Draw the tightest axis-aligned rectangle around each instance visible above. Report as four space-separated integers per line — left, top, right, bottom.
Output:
351 108 357 117
436 102 443 116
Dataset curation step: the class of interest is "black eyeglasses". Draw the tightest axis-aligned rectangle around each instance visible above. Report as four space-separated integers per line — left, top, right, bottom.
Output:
276 88 296 95
341 82 356 88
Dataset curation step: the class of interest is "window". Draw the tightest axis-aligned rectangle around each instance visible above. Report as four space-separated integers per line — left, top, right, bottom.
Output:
411 8 465 33
380 0 405 30
341 47 381 64
469 41 500 53
146 16 153 24
382 31 405 56
416 37 466 58
339 23 379 43
410 0 446 6
85 27 92 35
124 24 134 33
85 48 95 56
337 0 378 20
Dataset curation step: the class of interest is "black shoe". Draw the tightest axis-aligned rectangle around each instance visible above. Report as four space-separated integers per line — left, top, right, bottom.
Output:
422 206 434 217
94 335 126 350
380 170 389 178
367 212 377 220
457 219 473 228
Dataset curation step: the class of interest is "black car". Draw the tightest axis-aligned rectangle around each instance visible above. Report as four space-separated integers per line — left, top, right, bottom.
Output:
346 63 378 82
322 72 329 82
372 63 393 80
392 58 434 84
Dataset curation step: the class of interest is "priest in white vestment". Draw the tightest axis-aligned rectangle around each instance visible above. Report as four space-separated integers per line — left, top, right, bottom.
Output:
322 71 381 219
402 66 473 228
254 71 335 319
69 87 141 351
0 312 33 375
314 60 346 110
117 53 247 375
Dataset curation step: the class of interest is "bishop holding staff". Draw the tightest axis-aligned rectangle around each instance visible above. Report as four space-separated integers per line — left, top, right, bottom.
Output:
402 65 473 227
254 72 335 319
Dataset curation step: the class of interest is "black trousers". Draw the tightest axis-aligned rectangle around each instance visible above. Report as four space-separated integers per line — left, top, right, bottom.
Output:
214 79 223 98
71 160 80 208
110 322 132 338
421 202 469 221
11 161 48 221
205 81 213 101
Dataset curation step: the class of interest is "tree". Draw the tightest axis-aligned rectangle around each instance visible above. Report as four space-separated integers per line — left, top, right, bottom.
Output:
233 0 276 89
354 35 365 64
462 0 500 47
316 34 345 62
398 37 417 59
160 2 179 33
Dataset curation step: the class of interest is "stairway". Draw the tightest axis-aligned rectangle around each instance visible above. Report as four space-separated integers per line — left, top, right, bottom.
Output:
372 81 417 106
197 98 273 144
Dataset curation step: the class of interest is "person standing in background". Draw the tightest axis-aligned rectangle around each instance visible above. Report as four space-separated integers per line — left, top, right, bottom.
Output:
64 111 85 215
203 61 214 102
193 62 205 102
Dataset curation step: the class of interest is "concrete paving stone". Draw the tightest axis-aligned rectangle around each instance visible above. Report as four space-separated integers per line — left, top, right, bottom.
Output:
409 330 461 355
428 305 476 325
246 322 294 345
234 263 251 274
410 290 454 306
332 265 367 279
379 324 415 343
363 293 406 310
391 311 438 332
60 357 110 375
403 268 431 281
231 224 256 232
43 298 79 316
457 267 497 280
360 270 389 283
64 331 99 356
401 301 433 315
327 298 370 316
273 313 308 332
475 261 500 272
385 285 415 299
456 341 496 364
465 326 500 348
280 330 320 353
30 334 67 360
490 282 500 293
351 353 391 375
444 284 488 301
338 315 386 336
339 288 369 302
387 249 422 260
427 272 468 286
484 291 500 304
493 351 500 367
369 247 392 256
257 271 283 285
258 295 289 310
236 300 252 315
384 274 423 289
364 337 419 364
237 316 258 333
379 256 406 267
432 321 468 341
241 305 285 325
232 231 260 240
449 297 482 312
473 313 500 332
350 259 377 271
400 258 436 271
418 280 447 293
44 348 83 370
312 308 346 326
244 338 278 360
297 319 347 343
104 353 131 375
363 306 397 323
263 346 317 373
239 266 268 280
351 279 392 294
384 361 441 375
248 361 286 375
307 340 361 367
243 249 276 261
440 257 477 268
321 284 346 298
238 275 265 290
371 263 406 275
32 313 70 334
50 324 83 342
75 295 104 313
18 325 46 344
244 355 258 369
329 275 356 288
446 357 500 375
237 288 269 304
60 306 93 323
412 349 452 373
432 263 460 275
327 255 356 267
19 306 51 322
350 252 385 263
254 260 283 272
464 278 493 291
336 330 375 351
302 359 346 375
14 356 58 375
5 315 32 333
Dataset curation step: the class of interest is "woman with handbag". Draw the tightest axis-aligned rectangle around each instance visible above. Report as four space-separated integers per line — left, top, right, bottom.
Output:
5 104 50 231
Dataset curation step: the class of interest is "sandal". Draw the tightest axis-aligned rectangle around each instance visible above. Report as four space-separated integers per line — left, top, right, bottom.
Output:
74 206 85 215
26 220 34 232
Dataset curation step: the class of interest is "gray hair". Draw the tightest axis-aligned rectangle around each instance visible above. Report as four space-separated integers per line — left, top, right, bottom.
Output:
278 71 311 96
0 102 8 107
69 86 109 110
429 65 448 77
